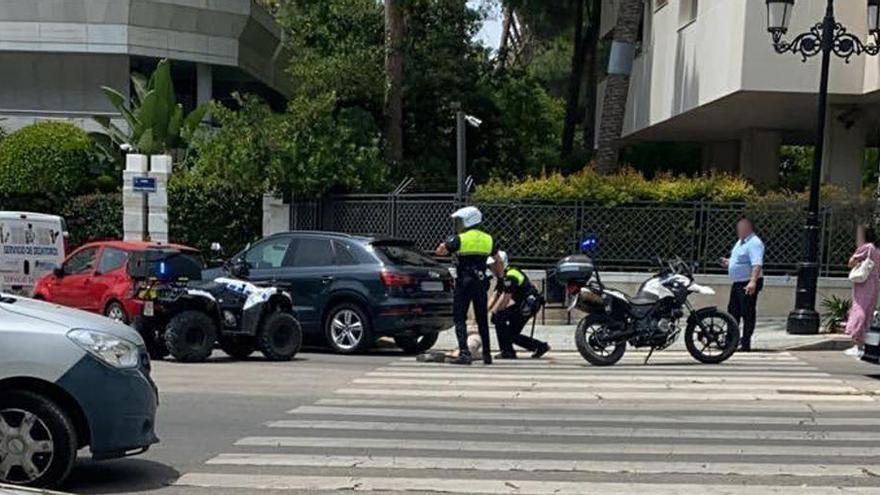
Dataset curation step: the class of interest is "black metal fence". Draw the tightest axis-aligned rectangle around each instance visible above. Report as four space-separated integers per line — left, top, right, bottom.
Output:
291 194 873 276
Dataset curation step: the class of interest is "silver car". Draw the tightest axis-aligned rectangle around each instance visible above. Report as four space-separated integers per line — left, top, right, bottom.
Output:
0 294 159 488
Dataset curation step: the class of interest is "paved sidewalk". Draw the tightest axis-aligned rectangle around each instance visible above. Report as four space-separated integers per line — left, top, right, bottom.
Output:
431 318 852 353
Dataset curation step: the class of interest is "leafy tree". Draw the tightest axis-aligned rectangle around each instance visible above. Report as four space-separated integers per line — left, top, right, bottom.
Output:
189 93 387 197
94 59 208 155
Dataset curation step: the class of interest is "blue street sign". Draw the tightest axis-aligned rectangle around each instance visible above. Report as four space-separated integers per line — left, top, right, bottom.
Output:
132 176 157 193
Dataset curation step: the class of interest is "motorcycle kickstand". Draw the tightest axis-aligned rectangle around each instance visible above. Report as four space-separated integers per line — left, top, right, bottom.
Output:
644 347 655 365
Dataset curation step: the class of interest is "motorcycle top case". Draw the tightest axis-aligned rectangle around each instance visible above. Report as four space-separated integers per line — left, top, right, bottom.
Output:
555 255 595 283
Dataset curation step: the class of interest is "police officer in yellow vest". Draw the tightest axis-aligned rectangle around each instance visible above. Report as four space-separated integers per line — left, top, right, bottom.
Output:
488 251 550 359
436 206 502 365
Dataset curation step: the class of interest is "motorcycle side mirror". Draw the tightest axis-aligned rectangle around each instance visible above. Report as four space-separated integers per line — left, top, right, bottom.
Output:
580 234 599 253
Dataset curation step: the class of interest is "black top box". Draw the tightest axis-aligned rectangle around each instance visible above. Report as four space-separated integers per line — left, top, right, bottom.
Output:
555 255 595 284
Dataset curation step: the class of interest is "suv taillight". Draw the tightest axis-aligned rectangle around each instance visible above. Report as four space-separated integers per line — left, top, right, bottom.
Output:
380 271 417 287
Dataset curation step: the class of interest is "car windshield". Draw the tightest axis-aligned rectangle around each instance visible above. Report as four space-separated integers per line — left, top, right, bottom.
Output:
128 249 205 281
374 244 439 267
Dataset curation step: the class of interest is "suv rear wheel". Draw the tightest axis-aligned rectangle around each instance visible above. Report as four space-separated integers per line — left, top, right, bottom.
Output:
0 390 77 489
325 303 372 354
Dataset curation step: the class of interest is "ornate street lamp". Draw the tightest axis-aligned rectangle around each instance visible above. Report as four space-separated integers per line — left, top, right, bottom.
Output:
765 0 880 335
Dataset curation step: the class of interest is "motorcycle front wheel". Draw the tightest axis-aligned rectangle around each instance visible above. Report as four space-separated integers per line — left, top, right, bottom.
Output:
575 315 626 366
685 310 740 364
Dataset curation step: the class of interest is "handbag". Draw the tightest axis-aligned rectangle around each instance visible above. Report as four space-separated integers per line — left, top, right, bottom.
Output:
849 245 875 284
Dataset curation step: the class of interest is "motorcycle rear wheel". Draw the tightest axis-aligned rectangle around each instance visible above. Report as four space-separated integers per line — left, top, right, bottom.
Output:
685 310 740 364
575 315 626 366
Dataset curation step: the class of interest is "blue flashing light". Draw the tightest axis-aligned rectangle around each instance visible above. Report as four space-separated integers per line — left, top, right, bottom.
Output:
580 234 599 253
159 261 167 277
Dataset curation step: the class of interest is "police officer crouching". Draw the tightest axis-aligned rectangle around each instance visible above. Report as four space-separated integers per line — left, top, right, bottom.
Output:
436 206 501 365
488 251 550 359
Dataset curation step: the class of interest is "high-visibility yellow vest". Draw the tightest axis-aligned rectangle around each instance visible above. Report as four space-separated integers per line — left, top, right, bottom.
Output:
458 229 494 256
505 267 526 286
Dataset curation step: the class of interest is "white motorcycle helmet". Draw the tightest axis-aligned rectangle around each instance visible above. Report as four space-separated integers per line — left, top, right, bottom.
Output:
451 206 483 232
487 250 509 270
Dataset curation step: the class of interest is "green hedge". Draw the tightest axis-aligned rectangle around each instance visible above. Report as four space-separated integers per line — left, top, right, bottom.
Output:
0 122 95 197
168 174 262 255
474 168 759 204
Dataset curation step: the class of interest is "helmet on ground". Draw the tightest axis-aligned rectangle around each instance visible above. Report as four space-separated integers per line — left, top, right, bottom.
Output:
488 250 509 269
451 206 483 230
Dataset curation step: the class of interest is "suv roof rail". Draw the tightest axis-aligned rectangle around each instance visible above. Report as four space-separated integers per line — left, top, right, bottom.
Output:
270 230 356 238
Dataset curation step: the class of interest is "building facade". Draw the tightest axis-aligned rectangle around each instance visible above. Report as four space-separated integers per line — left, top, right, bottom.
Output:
600 0 880 192
0 0 290 132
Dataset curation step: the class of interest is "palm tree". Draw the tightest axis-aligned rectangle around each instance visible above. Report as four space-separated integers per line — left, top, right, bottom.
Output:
595 0 644 173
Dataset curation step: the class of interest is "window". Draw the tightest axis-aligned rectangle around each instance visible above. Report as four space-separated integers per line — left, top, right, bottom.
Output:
245 237 293 270
290 238 334 267
333 240 359 266
680 0 698 27
374 244 439 267
97 248 128 274
64 248 97 275
655 0 668 10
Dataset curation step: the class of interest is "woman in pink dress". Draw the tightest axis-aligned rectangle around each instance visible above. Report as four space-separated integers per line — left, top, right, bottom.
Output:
845 224 880 356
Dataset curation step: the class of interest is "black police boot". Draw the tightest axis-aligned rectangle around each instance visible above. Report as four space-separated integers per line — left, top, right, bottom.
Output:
494 351 517 360
447 354 472 365
532 343 551 359
482 352 493 365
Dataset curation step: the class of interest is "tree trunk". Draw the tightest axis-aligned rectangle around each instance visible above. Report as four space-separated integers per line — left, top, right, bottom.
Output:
582 0 602 153
384 0 405 164
561 0 587 157
595 0 644 174
496 4 515 72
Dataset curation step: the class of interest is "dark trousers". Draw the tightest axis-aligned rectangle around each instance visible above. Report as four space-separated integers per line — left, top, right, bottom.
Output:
493 304 544 354
453 275 490 358
728 278 763 350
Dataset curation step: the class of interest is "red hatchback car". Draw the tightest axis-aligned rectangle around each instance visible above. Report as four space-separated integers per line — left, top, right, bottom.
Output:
33 240 201 323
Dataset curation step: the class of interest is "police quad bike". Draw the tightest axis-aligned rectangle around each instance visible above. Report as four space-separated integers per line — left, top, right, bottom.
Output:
556 238 740 366
129 249 303 363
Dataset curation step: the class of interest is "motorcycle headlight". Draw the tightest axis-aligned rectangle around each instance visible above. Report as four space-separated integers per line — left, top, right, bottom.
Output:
67 329 140 369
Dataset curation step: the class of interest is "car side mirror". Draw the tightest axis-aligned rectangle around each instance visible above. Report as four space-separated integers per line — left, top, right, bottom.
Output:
53 267 65 278
229 259 250 279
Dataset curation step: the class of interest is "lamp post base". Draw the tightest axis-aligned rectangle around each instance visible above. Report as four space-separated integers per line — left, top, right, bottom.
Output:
787 308 820 335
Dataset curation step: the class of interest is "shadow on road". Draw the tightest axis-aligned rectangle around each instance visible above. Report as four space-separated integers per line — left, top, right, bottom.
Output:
65 458 179 494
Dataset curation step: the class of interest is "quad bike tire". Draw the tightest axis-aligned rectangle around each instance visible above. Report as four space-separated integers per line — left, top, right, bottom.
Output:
219 336 257 360
132 316 168 361
164 310 217 363
258 312 303 361
394 333 440 355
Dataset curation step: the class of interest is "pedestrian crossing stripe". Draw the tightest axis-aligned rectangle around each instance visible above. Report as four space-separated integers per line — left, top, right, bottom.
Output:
235 435 880 457
175 473 880 494
286 405 880 427
205 453 880 477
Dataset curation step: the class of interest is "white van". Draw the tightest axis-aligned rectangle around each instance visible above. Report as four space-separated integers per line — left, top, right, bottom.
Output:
0 212 67 296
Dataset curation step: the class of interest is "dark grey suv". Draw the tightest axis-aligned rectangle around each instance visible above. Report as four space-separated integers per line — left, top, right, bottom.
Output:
223 232 454 354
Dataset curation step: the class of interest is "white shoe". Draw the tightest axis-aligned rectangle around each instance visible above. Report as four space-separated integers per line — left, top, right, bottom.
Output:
844 345 863 358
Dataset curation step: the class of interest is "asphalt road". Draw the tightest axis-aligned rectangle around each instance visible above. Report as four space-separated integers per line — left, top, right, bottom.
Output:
62 345 880 495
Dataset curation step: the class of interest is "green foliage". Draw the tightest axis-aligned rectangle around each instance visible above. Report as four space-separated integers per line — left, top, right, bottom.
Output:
189 93 388 197
821 295 852 331
473 167 759 205
168 173 263 255
63 194 123 248
0 122 95 197
94 59 208 155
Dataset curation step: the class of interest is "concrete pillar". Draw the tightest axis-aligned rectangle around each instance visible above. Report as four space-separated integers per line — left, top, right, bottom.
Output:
123 154 172 243
822 105 866 193
196 63 213 106
262 194 290 236
739 129 781 188
701 141 740 174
